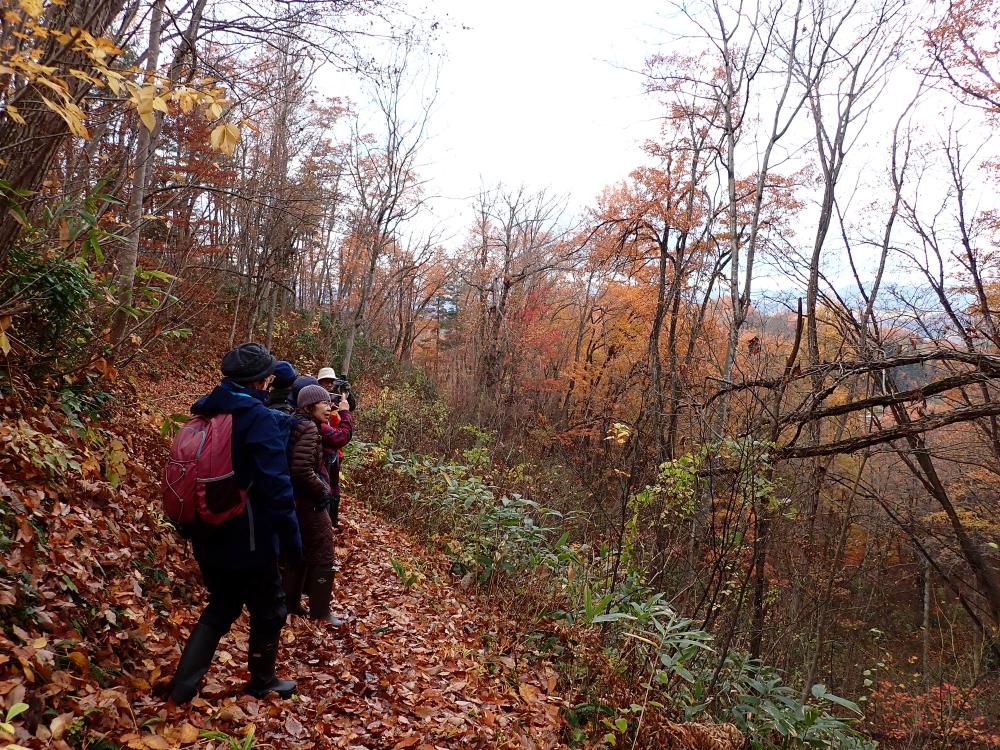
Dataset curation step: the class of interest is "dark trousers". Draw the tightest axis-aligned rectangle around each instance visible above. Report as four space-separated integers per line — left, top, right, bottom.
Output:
196 563 287 640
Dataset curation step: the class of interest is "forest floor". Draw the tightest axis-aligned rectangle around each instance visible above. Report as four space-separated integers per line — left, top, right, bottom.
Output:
0 370 570 750
2 364 759 750
149 502 571 750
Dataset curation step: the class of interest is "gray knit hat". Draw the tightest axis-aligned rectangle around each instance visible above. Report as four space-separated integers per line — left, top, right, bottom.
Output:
297 384 331 409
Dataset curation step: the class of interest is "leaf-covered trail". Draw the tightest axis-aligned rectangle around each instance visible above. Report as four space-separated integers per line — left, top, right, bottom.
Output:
0 370 570 749
154 502 568 749
150 371 567 747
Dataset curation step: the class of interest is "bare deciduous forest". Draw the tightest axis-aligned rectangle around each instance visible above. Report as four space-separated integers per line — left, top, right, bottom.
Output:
1 0 999 747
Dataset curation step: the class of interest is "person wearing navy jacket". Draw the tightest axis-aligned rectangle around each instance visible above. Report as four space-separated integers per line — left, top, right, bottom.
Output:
168 343 303 705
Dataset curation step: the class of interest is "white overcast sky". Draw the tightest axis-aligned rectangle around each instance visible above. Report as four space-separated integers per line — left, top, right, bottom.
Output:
323 0 667 242
314 0 997 296
419 0 663 234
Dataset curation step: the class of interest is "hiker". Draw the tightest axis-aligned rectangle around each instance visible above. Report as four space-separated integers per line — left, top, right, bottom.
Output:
267 360 298 413
168 343 303 704
283 384 344 625
317 366 357 410
287 374 319 410
316 367 353 529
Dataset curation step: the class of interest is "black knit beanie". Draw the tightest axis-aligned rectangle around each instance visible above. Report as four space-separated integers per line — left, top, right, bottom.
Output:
221 343 276 385
288 375 319 405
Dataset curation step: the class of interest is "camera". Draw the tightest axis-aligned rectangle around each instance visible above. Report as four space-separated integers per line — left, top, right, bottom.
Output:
328 377 351 396
326 377 355 410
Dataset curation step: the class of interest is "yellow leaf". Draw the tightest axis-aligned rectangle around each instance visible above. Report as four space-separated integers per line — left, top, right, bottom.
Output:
0 330 10 356
38 95 89 138
152 95 169 114
209 123 239 155
142 736 171 749
210 123 225 151
69 68 100 85
35 75 71 97
103 69 123 96
5 105 26 125
4 10 21 24
18 0 42 19
178 723 199 743
208 102 223 119
139 108 156 131
49 713 74 741
222 123 240 155
133 85 155 112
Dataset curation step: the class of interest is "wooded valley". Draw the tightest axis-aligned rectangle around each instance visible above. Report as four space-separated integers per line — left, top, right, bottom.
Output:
1 0 999 747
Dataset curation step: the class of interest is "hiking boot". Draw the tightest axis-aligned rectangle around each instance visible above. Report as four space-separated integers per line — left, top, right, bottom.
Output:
244 637 296 698
169 622 224 704
304 565 344 626
281 561 307 616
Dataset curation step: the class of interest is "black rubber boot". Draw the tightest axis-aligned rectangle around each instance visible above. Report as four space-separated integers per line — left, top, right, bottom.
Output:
304 565 344 626
244 637 296 698
330 494 341 530
169 623 224 704
281 562 307 616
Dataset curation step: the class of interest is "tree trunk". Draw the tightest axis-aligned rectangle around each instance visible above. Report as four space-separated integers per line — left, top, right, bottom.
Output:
111 0 164 345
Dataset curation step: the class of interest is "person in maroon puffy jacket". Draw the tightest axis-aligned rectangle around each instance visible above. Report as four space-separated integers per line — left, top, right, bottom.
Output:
283 385 343 625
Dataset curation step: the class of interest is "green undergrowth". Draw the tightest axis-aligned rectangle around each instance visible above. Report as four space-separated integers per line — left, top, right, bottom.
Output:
344 439 874 750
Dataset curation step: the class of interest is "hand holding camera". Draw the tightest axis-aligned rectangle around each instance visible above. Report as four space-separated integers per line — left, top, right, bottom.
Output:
329 377 355 411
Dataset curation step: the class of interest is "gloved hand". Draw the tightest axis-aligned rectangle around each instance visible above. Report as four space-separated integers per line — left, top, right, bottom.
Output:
346 391 357 411
314 491 334 513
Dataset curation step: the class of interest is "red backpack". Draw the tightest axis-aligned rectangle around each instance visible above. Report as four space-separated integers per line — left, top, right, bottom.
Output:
162 413 248 526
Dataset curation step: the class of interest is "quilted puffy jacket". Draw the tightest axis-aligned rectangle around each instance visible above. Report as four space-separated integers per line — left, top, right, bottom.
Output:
288 414 329 503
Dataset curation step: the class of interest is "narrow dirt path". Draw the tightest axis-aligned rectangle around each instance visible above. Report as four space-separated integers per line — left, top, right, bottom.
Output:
130 503 567 749
123 372 569 748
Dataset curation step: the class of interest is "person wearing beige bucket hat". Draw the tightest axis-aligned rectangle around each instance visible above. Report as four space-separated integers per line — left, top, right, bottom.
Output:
314 366 354 530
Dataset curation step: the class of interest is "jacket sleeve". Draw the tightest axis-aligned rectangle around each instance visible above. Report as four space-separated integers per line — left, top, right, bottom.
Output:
321 410 353 450
244 407 301 554
289 421 328 500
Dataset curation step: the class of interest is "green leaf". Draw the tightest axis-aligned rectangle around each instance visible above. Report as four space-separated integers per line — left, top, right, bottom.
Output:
674 665 695 683
137 268 176 282
6 702 29 721
819 691 863 715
